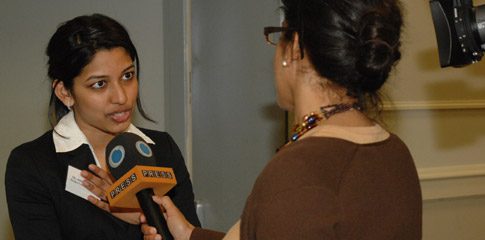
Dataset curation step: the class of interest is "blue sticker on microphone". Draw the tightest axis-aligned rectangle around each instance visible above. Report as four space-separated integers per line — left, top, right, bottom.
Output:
109 145 125 168
136 141 153 158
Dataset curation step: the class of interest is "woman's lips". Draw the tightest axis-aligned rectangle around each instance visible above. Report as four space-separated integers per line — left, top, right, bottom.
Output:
110 110 131 123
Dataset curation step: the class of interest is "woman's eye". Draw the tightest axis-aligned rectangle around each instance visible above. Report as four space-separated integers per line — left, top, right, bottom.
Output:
122 71 134 80
91 80 106 89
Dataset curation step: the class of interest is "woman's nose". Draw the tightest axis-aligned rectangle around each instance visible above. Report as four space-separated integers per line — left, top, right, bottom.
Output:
110 83 127 104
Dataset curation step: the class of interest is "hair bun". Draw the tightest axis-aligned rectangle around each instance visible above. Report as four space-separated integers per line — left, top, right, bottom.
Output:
355 11 402 92
358 39 394 72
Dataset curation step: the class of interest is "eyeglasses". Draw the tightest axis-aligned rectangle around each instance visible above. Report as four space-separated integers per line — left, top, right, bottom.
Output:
264 26 291 46
264 26 305 58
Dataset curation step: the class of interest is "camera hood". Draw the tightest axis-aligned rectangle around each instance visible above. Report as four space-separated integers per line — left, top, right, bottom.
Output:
429 0 485 67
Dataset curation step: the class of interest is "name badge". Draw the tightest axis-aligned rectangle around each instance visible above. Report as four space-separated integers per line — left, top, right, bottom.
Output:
65 165 99 200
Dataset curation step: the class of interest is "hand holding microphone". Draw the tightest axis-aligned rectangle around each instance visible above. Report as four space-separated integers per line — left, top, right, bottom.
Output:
105 132 176 240
140 196 195 240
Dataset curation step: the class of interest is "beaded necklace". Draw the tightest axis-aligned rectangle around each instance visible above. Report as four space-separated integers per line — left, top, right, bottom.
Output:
278 103 361 151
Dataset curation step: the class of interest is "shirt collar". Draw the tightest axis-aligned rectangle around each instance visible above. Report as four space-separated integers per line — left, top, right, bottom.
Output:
309 124 390 144
53 111 155 153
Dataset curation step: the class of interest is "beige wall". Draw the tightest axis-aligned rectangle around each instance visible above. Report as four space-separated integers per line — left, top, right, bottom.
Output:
385 1 485 239
285 1 485 239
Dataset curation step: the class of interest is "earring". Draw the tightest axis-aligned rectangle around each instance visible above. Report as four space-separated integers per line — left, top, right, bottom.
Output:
66 100 73 111
282 60 288 67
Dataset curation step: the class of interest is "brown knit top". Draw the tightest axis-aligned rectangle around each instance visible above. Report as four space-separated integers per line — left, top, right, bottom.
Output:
191 128 422 240
240 134 422 239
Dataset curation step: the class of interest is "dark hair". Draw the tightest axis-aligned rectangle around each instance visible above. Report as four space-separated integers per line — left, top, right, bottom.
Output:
46 13 153 124
281 0 403 111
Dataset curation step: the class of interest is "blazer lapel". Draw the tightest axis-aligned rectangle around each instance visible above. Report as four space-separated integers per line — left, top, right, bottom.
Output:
57 145 97 174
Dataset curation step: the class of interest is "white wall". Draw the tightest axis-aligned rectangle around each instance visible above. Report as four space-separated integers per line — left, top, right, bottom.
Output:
0 1 166 238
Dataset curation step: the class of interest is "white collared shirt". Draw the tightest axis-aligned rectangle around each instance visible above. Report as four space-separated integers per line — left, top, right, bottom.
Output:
53 111 154 166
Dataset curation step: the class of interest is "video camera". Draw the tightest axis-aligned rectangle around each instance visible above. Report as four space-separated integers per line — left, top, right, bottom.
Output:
429 0 485 67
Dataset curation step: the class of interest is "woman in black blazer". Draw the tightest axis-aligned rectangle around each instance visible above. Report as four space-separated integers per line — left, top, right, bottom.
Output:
5 13 200 240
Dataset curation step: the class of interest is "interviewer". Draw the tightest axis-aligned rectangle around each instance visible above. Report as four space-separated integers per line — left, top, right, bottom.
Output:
143 0 422 239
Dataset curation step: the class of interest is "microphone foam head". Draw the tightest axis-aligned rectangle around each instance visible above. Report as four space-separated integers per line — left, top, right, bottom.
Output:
106 132 157 180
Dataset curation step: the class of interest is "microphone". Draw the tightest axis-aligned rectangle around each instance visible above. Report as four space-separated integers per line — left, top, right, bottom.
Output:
105 132 175 240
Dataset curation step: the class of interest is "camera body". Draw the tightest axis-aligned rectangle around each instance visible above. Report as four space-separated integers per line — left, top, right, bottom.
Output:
429 0 485 67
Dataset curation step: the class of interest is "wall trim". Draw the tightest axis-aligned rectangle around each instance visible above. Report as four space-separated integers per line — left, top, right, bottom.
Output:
383 100 485 111
418 164 485 201
184 0 193 176
418 164 485 180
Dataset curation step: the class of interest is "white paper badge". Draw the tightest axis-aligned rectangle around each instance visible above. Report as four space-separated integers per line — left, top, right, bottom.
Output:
65 165 99 200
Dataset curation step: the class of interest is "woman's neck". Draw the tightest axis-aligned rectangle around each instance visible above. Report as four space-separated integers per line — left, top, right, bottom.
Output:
290 75 373 128
82 128 115 169
84 130 113 151
73 116 119 168
292 80 352 121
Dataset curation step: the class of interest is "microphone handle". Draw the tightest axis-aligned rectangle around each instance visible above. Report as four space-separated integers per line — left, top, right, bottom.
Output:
136 188 174 240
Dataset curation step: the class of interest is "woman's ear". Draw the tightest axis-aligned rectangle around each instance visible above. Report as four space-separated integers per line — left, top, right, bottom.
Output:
53 80 74 109
290 32 302 60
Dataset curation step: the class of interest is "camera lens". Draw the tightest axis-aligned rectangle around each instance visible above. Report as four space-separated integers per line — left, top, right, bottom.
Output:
475 5 485 50
429 0 485 67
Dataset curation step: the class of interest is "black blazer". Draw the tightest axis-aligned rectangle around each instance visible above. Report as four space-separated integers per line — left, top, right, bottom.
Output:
5 129 200 240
